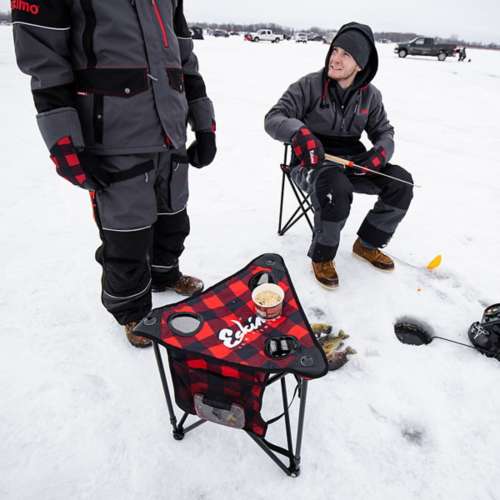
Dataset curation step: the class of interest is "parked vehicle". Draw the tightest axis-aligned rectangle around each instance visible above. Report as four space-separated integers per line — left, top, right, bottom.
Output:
213 29 230 38
295 33 308 43
246 29 284 43
189 26 204 40
395 37 457 61
308 34 327 43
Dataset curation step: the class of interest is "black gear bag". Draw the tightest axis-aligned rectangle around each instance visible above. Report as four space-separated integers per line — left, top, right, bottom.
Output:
468 304 500 360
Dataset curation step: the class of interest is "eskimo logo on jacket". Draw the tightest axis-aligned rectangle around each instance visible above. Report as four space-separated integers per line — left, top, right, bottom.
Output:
11 0 39 15
11 0 70 29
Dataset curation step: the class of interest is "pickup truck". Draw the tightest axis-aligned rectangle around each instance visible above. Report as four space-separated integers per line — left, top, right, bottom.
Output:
395 37 457 61
294 32 308 43
245 29 284 43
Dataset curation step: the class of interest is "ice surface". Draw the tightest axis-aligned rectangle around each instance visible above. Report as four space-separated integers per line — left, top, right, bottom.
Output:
1 30 500 500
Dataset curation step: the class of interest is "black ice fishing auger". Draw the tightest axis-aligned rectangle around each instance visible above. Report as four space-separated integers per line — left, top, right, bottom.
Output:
394 303 500 361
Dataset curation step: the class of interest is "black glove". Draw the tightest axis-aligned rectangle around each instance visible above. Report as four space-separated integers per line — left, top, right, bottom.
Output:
291 127 325 168
350 146 387 176
49 136 104 190
187 126 217 168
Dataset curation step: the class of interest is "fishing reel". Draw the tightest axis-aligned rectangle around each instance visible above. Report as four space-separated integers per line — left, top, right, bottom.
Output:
468 303 500 360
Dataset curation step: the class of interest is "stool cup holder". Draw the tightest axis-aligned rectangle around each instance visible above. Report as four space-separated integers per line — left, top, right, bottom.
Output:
265 336 298 359
168 313 203 337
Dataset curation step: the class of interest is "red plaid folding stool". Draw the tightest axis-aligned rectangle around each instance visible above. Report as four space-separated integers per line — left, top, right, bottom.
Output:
135 253 328 477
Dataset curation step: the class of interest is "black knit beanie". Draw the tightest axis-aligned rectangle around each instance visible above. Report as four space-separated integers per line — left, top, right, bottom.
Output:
333 30 371 69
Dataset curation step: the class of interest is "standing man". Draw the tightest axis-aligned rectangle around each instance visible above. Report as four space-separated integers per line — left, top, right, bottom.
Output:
265 22 413 289
12 0 216 347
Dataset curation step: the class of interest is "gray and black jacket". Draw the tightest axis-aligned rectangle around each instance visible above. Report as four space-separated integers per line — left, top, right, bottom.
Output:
12 0 215 155
265 22 394 161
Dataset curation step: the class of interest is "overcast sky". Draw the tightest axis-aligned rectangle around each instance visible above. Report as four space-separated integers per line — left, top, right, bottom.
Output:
3 0 499 44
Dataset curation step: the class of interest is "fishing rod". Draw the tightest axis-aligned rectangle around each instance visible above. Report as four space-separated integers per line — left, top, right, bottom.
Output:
324 153 422 188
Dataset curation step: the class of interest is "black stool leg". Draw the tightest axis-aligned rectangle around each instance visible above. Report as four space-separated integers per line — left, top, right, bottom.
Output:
281 377 294 462
294 379 309 473
153 341 184 440
279 144 290 235
277 142 314 236
286 177 314 233
279 173 314 236
246 375 308 477
247 433 294 476
153 342 206 440
278 169 287 235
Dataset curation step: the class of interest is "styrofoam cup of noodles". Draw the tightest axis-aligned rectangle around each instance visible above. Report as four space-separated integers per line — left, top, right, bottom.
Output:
252 283 285 320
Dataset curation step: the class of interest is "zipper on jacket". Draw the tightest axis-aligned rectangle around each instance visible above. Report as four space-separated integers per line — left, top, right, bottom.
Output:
152 0 169 48
346 92 361 131
329 100 337 130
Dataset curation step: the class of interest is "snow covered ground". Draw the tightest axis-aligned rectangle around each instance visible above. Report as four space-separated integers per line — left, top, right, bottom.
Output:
1 28 500 500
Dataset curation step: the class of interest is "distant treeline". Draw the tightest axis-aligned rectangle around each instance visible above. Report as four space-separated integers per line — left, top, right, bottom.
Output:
194 21 328 36
0 12 497 49
195 22 500 50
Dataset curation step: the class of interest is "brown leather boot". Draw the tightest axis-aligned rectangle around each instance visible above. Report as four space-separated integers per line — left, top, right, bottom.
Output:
352 238 395 271
170 274 204 296
125 321 152 348
152 274 204 296
312 260 339 289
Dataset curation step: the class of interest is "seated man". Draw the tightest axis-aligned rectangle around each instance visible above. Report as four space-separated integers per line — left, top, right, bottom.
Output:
265 22 413 289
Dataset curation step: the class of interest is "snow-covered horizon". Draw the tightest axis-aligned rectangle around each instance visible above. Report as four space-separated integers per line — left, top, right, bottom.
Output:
3 0 500 44
1 29 500 500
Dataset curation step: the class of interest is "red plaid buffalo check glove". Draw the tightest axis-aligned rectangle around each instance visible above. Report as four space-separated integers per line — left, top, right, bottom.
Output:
49 136 102 190
354 146 388 175
291 127 325 168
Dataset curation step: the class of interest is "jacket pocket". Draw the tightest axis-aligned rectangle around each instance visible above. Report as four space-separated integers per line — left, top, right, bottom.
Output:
157 154 189 213
169 154 189 211
95 157 157 231
75 68 149 97
75 68 163 151
166 67 185 93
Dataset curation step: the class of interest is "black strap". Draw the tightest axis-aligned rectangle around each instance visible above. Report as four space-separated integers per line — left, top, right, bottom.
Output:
104 160 154 184
265 382 300 426
83 158 155 186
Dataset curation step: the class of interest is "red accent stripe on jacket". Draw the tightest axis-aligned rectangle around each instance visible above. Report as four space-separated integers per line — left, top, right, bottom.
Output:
152 0 169 48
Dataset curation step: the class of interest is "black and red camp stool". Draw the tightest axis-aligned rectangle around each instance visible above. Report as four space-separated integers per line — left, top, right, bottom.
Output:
135 253 328 477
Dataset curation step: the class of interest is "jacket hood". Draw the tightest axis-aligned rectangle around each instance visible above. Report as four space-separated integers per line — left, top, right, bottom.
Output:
324 22 379 90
